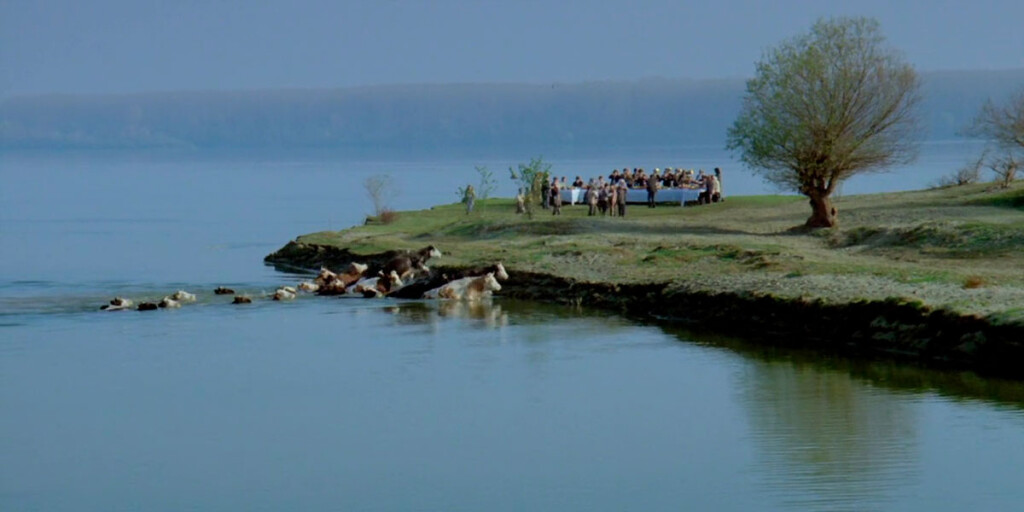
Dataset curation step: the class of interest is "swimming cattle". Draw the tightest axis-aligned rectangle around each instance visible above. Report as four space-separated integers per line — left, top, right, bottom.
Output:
388 261 507 299
100 297 134 311
422 272 501 300
317 262 369 296
382 246 442 281
214 287 235 295
272 287 297 301
348 270 404 298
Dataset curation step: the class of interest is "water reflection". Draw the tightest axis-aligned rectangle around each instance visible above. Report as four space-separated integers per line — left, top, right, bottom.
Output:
655 324 1024 511
740 360 919 511
384 300 507 330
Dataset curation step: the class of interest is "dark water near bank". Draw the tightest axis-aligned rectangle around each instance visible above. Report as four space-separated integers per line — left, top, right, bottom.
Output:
2 148 1023 511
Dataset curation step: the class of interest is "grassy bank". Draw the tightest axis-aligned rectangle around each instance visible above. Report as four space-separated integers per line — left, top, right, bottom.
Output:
266 182 1024 375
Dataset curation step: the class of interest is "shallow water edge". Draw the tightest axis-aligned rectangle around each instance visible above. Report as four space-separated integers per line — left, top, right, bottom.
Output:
266 241 1024 379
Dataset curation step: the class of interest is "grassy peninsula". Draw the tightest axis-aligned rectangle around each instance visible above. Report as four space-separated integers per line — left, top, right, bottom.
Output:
267 182 1024 375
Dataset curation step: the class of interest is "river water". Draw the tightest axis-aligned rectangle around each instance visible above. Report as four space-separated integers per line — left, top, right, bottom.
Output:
2 147 1022 511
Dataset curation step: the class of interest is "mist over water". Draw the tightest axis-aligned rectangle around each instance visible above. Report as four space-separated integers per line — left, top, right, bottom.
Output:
2 149 1023 511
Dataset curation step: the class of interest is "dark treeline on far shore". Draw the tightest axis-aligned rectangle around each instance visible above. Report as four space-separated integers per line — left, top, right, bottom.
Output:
2 69 1022 152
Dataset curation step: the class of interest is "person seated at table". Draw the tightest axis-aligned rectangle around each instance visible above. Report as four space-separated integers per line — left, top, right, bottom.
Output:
623 168 635 187
662 170 675 188
634 169 647 189
609 169 621 183
573 176 585 188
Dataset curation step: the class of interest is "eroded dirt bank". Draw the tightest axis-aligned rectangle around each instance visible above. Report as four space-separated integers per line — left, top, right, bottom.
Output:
266 240 1024 379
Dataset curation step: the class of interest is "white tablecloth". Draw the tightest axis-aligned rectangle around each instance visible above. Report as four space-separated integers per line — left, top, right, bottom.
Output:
561 188 703 205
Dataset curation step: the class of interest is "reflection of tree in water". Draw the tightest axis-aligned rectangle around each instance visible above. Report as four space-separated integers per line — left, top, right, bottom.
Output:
741 360 919 511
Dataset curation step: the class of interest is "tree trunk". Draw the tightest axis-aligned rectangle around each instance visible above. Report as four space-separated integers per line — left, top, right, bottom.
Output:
805 192 837 228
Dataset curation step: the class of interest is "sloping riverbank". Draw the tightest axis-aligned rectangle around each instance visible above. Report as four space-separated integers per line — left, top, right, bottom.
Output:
266 183 1024 377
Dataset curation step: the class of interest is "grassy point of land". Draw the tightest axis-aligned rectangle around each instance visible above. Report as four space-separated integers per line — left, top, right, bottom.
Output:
290 182 1024 321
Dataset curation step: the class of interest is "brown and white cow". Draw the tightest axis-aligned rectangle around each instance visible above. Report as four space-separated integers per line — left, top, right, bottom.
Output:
422 272 501 300
100 297 134 311
382 246 442 281
349 270 404 298
317 262 370 296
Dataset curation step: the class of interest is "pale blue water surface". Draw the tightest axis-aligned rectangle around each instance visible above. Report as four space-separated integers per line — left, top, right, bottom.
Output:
2 147 1022 511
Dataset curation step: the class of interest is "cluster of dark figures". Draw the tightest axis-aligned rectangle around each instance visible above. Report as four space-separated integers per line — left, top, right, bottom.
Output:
537 166 724 216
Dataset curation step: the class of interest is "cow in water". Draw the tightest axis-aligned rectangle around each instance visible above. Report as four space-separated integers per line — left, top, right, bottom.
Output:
317 262 370 296
422 273 501 300
388 261 508 299
382 245 442 281
101 297 134 311
347 270 404 298
272 286 297 301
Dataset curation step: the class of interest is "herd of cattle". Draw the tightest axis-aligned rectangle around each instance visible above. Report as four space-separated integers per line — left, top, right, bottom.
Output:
100 245 510 311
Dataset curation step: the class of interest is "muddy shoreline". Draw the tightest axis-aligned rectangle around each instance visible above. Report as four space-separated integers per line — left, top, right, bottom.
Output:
266 240 1024 379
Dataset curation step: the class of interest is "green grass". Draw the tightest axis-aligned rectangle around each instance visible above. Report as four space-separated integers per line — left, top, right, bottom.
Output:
274 183 1024 315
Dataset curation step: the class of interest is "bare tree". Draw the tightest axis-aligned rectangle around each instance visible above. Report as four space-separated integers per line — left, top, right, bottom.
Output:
987 153 1020 188
363 174 396 216
727 17 921 228
967 87 1024 187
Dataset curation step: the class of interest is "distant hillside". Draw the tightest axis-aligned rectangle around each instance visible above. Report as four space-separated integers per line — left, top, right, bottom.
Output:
2 70 1021 153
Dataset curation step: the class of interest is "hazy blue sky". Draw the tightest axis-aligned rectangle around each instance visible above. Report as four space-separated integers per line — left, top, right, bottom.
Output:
2 0 1022 96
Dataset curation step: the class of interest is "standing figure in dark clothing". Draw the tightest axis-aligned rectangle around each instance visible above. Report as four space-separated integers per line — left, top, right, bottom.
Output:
646 175 658 208
616 178 628 217
714 167 724 202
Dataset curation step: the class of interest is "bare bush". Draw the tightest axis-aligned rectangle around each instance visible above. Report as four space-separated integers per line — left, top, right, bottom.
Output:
934 152 985 188
987 154 1020 188
364 174 396 216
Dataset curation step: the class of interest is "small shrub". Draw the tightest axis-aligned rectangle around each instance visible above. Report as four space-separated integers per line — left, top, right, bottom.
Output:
934 153 984 188
963 275 986 289
378 209 400 225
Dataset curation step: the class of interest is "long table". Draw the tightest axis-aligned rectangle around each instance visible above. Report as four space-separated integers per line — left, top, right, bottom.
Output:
561 188 703 205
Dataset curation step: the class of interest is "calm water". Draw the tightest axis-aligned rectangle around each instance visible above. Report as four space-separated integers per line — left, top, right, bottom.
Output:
2 147 1023 511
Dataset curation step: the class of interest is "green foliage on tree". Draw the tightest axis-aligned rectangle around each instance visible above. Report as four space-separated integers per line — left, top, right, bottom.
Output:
456 165 498 214
509 156 551 218
727 17 921 228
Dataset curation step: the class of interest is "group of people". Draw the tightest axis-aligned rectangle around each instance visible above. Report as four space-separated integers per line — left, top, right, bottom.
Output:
537 166 724 216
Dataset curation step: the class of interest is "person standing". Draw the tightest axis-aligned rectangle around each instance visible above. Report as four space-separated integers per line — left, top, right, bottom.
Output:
709 174 722 203
646 173 658 208
714 167 725 202
550 179 562 215
616 177 628 217
462 184 476 214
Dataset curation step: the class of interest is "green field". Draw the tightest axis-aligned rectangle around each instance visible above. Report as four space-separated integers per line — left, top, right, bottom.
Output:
285 182 1024 320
